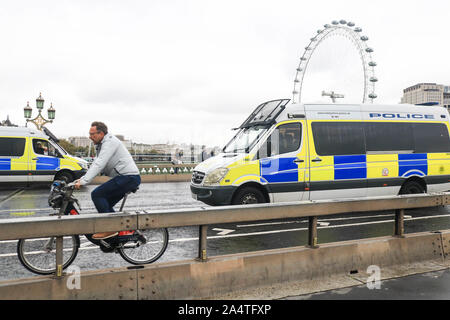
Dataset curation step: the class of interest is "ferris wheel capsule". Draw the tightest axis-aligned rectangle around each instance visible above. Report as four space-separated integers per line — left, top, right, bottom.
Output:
369 61 377 67
347 22 355 27
370 77 378 82
354 27 362 32
365 47 374 53
339 20 347 24
369 93 378 99
332 20 339 25
360 36 369 41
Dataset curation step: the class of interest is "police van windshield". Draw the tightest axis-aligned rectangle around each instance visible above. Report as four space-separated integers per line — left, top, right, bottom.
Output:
223 125 268 153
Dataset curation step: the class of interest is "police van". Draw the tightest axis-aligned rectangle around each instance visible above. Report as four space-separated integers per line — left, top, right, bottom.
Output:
190 99 450 205
0 126 88 187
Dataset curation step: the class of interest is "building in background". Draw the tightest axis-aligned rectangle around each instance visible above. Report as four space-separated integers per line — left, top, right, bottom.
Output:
401 83 450 110
67 133 220 163
68 136 91 148
0 115 18 127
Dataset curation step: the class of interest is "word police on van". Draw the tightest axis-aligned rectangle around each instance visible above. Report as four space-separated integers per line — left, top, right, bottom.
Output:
370 113 434 119
191 99 450 205
0 126 88 187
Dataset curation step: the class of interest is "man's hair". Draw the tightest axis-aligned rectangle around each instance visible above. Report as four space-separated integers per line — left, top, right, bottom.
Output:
91 121 108 134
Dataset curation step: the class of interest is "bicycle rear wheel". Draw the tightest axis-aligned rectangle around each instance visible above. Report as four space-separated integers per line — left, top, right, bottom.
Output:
118 228 169 265
17 236 80 275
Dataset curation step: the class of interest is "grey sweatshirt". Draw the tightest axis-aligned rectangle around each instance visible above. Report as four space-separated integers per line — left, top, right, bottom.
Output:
79 133 139 185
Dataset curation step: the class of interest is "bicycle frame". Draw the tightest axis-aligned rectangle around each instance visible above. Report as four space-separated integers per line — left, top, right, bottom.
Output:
57 185 135 238
17 180 168 276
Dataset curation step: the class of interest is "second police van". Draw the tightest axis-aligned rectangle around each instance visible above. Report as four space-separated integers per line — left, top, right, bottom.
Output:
0 126 88 187
190 99 450 205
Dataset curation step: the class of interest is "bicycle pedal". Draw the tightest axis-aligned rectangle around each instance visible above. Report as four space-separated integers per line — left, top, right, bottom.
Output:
99 245 115 253
99 240 112 248
133 230 147 245
137 234 147 245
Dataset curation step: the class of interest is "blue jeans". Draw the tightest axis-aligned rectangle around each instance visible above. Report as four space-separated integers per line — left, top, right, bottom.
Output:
91 175 141 213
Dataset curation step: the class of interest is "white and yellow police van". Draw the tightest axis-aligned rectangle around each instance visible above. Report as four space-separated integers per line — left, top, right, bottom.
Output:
0 126 88 187
191 99 450 205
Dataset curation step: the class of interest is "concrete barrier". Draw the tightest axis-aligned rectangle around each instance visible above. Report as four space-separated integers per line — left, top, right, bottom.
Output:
1 230 448 300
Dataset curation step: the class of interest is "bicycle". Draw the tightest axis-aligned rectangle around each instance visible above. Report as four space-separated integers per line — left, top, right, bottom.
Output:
17 180 169 275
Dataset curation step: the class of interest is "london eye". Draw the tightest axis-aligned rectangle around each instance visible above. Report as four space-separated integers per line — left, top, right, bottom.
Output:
292 20 378 104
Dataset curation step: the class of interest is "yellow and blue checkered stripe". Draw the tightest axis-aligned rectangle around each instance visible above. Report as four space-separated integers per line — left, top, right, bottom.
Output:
248 152 448 192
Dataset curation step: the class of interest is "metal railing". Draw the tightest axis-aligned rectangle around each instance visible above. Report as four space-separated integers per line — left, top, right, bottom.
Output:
1 192 449 277
137 164 196 175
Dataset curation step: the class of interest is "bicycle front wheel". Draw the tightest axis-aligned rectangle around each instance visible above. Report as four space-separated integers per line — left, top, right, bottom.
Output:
17 236 80 275
118 228 169 265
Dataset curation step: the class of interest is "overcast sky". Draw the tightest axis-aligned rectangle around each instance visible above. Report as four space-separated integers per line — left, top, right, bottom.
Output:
1 0 449 147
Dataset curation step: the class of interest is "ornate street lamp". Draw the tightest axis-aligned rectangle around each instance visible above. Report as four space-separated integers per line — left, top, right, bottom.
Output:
23 102 32 119
47 103 56 120
23 92 56 130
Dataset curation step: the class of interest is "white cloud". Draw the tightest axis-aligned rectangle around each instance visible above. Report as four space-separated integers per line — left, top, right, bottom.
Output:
1 0 449 147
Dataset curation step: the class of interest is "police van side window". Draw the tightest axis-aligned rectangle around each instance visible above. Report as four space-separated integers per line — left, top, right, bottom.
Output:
257 123 301 158
33 139 60 157
365 122 414 152
33 139 49 155
0 138 26 156
413 123 450 153
312 122 365 156
365 122 450 153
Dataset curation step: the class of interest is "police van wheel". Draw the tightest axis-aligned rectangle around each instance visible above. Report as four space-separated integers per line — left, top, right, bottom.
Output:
55 171 74 183
232 187 266 205
399 181 425 195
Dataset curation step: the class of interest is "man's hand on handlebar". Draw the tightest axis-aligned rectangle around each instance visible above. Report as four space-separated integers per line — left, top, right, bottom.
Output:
74 179 82 190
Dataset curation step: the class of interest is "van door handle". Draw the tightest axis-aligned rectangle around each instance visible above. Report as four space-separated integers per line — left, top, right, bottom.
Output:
293 158 304 163
32 157 39 160
311 157 322 162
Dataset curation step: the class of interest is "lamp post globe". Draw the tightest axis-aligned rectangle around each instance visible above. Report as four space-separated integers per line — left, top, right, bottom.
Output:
24 101 32 119
47 103 56 120
36 93 44 110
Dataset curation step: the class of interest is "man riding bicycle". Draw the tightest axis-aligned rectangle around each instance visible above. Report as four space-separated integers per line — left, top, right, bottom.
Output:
74 121 141 240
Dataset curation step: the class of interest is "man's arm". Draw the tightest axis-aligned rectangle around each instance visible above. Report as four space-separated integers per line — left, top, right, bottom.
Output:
76 139 119 186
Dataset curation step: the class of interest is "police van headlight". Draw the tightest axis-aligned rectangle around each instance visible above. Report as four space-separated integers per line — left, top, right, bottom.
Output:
78 161 89 170
203 168 229 186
